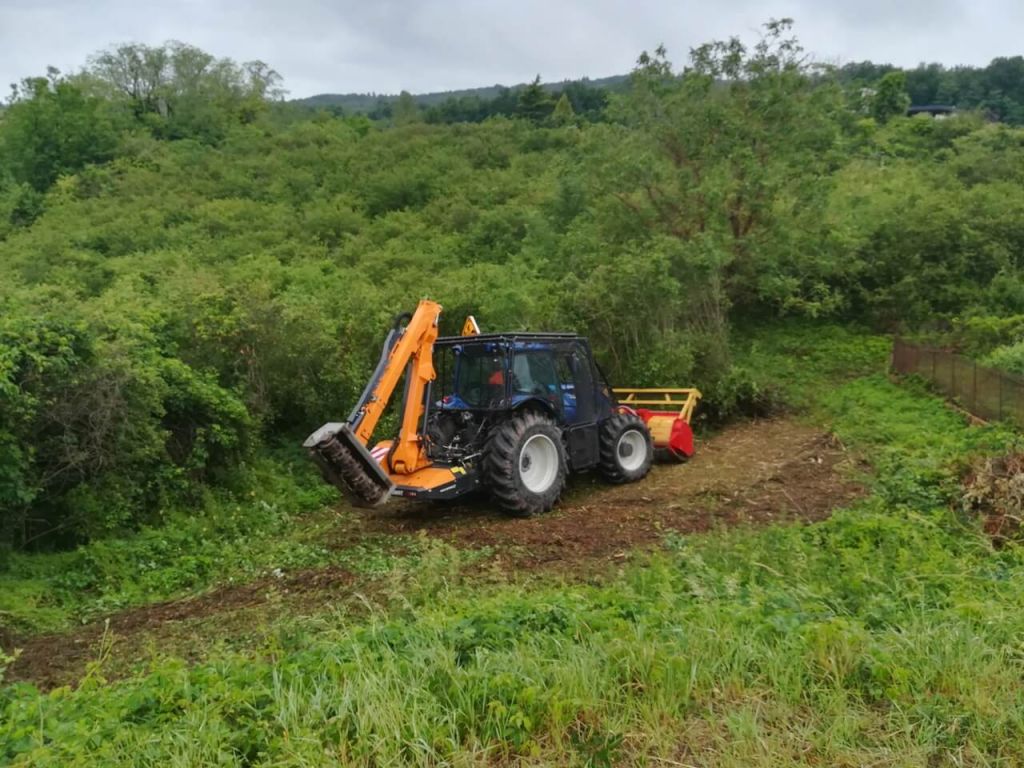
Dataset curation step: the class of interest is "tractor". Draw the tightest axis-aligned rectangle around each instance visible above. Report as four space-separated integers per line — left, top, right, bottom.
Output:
305 299 699 517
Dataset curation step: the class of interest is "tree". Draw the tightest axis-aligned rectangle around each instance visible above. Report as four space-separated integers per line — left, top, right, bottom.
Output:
0 69 122 191
560 80 610 121
392 90 421 126
602 20 843 371
905 62 945 105
87 42 283 142
872 71 911 122
550 92 576 125
516 75 553 123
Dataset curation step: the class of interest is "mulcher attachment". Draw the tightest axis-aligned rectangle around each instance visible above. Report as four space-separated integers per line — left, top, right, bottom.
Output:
303 422 394 506
612 388 702 462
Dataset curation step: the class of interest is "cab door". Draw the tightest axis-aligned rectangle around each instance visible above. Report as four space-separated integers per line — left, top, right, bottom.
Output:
557 343 600 470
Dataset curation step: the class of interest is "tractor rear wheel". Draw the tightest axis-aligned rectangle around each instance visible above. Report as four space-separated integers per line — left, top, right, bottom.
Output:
484 411 567 517
599 412 654 484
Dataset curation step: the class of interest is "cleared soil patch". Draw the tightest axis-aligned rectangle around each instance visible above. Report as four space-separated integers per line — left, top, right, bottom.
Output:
7 566 354 691
7 418 864 690
365 418 865 567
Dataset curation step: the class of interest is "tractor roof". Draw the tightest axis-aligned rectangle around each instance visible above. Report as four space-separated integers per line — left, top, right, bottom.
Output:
436 332 582 346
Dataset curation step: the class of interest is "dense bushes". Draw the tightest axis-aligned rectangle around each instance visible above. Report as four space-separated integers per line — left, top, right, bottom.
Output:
0 311 253 546
4 28 1024 548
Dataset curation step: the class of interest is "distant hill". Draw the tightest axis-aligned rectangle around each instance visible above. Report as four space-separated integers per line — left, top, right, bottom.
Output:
293 74 629 112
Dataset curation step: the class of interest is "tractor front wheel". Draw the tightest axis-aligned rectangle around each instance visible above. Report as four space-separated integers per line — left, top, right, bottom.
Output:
484 411 567 517
599 413 654 484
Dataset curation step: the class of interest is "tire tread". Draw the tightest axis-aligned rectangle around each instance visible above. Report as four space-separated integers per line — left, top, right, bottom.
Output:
483 411 567 517
598 412 654 484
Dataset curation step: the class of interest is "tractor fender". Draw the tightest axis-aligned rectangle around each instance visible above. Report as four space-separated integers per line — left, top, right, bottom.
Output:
510 396 559 421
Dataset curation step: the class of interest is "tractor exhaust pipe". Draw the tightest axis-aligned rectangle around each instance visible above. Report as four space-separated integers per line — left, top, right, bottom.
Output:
304 423 394 506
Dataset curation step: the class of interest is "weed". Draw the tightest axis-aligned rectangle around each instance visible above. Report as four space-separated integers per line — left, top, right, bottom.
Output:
0 647 18 686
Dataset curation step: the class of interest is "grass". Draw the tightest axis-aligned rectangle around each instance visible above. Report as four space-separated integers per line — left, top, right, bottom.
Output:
0 455 418 634
733 320 894 408
5 503 1024 763
4 323 1024 765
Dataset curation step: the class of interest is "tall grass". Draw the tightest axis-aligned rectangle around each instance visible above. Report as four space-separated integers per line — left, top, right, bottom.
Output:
0 456 342 633
4 499 1024 765
4 363 1024 765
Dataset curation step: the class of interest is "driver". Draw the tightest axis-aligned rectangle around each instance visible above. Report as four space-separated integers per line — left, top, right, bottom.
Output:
487 364 505 404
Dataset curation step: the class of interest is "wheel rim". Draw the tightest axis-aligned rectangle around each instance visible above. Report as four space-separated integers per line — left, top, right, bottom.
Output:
616 429 648 472
519 434 559 494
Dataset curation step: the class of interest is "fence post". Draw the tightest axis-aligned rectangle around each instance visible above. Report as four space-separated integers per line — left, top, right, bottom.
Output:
951 353 956 399
972 360 977 413
1000 373 1004 421
1011 380 1019 434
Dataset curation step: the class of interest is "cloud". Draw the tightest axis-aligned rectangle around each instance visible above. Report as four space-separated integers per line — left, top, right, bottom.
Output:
0 0 1020 98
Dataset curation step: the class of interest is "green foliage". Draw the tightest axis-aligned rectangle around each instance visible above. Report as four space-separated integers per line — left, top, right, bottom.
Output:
391 90 421 126
696 364 783 424
599 21 846 379
826 118 1024 327
951 314 1024 357
4 25 1024 549
87 42 283 143
516 75 554 123
0 455 337 633
982 340 1024 375
0 305 255 547
839 56 1024 124
870 71 911 123
0 647 17 687
301 75 618 124
6 446 1024 763
550 92 576 126
0 70 122 193
7 24 1024 765
2 275 1024 765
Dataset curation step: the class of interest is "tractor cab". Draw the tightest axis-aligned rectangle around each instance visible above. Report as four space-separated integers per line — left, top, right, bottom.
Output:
433 333 612 425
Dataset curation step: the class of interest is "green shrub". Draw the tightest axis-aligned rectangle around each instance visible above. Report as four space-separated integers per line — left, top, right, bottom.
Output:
0 454 338 632
696 364 784 425
982 339 1024 375
0 310 256 547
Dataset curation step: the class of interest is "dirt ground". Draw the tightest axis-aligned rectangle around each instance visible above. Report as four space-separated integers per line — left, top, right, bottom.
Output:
7 417 865 690
366 418 865 567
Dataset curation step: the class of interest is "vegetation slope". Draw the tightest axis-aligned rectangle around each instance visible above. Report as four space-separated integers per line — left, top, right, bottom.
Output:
2 20 1024 765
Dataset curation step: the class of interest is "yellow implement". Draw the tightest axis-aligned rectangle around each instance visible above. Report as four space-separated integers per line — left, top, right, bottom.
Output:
613 388 702 461
613 388 701 422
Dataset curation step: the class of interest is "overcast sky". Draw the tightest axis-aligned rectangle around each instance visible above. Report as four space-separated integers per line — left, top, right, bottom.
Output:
2 0 1022 98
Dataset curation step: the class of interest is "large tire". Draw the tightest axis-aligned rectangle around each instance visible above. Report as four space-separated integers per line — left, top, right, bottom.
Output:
484 411 567 517
599 412 654 484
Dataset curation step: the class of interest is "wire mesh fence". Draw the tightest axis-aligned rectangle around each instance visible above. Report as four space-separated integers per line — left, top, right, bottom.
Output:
892 338 1024 426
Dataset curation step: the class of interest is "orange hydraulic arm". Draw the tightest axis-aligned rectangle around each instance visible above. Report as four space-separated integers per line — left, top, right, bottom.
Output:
349 299 441 474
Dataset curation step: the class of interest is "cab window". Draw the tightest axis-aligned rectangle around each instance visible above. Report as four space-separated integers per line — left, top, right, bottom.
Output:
511 351 559 396
437 345 507 409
